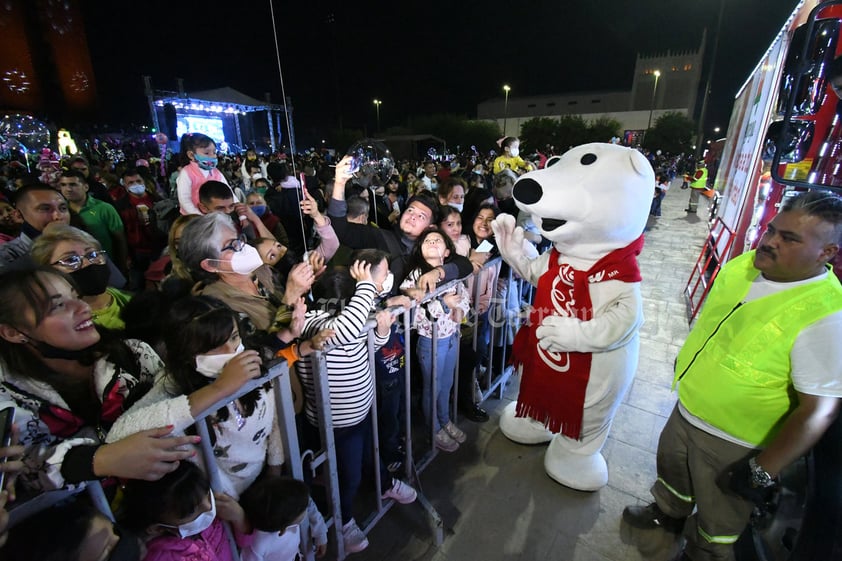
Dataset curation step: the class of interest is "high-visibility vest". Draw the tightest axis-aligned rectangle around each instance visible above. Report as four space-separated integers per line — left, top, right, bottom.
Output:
689 167 708 189
674 251 842 446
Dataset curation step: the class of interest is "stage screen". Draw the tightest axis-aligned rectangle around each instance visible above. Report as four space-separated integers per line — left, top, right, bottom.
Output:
176 115 225 144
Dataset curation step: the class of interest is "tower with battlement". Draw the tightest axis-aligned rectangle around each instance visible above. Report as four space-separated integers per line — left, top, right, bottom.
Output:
630 30 707 114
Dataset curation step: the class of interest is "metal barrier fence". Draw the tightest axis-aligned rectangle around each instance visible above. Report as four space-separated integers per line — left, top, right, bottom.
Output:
5 255 533 561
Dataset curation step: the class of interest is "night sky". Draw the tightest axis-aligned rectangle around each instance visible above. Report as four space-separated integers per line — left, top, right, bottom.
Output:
82 0 798 146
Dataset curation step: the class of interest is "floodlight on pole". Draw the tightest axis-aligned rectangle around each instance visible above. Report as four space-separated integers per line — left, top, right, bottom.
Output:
503 84 511 136
647 70 661 133
373 99 382 132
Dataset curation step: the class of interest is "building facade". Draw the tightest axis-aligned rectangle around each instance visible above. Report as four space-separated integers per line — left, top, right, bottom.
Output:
477 32 706 143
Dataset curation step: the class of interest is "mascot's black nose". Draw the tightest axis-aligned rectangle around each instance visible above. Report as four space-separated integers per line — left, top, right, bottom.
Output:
513 178 543 205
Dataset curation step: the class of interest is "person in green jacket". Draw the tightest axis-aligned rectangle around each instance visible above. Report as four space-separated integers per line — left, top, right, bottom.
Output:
623 191 842 561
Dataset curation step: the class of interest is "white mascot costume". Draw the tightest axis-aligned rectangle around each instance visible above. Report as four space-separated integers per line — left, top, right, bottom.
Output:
491 142 652 491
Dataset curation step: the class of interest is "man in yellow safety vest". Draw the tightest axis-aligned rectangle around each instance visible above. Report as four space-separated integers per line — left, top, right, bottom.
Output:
685 161 709 214
623 190 842 561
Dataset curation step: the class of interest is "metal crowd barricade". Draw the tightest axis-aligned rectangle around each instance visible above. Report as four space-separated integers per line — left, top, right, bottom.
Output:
191 358 305 561
296 257 535 560
7 479 113 528
4 257 535 561
5 359 309 561
303 310 444 561
468 257 532 405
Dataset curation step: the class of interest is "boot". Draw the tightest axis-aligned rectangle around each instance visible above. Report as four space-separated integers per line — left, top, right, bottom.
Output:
622 503 686 533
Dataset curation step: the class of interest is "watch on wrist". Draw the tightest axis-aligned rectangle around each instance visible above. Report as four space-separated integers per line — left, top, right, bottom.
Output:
749 457 774 488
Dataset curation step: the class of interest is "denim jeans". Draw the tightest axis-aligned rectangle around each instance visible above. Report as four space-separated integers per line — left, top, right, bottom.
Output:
376 372 404 464
417 333 458 432
303 413 391 522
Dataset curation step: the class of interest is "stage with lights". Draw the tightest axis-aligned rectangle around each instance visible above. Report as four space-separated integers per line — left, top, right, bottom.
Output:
151 86 292 153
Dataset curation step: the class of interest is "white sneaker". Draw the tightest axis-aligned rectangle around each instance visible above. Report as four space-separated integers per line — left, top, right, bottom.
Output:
342 519 369 553
444 421 467 443
382 478 417 504
434 428 459 452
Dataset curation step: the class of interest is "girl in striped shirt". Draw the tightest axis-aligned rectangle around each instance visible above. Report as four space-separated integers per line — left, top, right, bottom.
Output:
296 258 416 553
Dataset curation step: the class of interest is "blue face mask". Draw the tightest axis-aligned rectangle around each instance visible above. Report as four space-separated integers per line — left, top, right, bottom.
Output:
251 205 267 217
194 153 218 171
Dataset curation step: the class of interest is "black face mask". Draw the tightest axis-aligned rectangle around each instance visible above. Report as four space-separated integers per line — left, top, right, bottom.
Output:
20 333 98 362
70 263 110 296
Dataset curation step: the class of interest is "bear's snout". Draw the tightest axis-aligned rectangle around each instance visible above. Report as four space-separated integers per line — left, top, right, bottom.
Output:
513 178 543 205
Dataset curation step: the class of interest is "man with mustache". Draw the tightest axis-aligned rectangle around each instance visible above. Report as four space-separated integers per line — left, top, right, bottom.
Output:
624 191 842 561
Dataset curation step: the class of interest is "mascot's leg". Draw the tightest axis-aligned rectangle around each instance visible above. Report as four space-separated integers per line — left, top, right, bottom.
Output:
499 401 554 444
544 428 610 491
543 340 639 491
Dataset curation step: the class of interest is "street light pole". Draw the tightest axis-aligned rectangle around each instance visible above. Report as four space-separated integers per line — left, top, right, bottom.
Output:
373 99 382 133
503 84 511 136
647 70 661 133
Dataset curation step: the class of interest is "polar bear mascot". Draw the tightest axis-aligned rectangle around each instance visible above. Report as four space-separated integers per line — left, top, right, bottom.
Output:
491 142 652 491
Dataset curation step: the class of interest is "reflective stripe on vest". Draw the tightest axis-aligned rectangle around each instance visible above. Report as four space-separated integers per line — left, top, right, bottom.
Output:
675 251 842 447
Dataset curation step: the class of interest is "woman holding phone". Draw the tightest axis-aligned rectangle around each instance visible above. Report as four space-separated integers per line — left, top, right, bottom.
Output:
0 265 196 497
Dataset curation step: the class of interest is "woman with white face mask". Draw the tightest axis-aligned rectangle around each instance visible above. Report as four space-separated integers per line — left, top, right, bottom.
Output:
436 177 466 213
174 212 325 360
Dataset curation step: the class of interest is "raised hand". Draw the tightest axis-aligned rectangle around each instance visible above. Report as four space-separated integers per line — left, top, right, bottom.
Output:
308 252 326 279
491 214 524 260
285 262 315 301
349 260 373 283
214 349 263 396
300 189 327 227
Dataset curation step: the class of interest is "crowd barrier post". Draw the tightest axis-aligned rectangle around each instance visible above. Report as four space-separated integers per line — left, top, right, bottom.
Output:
307 348 345 560
190 359 305 561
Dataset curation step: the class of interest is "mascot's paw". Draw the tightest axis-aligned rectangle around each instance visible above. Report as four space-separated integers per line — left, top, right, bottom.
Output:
535 316 575 352
491 214 524 260
544 435 608 491
499 401 554 445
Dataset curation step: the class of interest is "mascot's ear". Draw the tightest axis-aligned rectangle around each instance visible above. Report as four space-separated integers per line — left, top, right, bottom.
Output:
628 150 650 177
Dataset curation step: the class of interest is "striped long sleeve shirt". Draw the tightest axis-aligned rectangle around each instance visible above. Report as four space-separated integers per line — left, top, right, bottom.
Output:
296 281 388 428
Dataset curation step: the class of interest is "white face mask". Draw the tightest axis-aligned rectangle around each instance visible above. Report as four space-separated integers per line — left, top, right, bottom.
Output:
448 202 463 213
195 343 245 378
161 492 216 538
209 244 264 275
379 272 394 296
509 148 520 157
127 184 146 195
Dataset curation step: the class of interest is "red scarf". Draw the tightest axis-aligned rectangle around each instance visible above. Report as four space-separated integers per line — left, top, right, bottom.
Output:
511 235 644 439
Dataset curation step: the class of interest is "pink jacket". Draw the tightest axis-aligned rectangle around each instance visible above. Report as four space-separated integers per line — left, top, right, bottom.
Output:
177 162 227 215
142 519 253 561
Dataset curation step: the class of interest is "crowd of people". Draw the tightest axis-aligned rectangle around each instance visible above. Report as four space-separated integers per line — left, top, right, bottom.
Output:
0 133 551 560
0 130 830 561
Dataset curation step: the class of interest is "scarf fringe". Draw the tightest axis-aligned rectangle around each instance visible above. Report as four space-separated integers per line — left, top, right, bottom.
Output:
515 400 582 440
